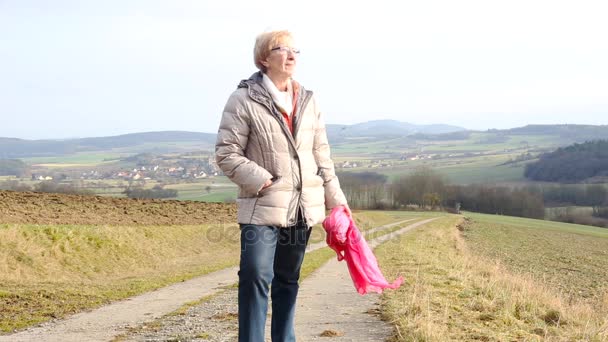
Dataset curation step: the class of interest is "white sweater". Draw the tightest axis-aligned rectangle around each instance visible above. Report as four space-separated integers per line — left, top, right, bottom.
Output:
262 73 293 115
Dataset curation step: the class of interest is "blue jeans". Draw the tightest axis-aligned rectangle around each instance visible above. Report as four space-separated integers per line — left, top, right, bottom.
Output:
238 217 312 342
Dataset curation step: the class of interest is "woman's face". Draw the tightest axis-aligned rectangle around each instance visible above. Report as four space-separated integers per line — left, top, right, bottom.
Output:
264 36 298 78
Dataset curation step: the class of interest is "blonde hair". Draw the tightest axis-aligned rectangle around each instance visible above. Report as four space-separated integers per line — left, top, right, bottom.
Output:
254 30 293 72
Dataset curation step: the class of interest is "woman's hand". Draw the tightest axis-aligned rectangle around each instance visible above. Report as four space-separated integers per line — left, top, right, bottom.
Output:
261 178 273 190
341 204 352 217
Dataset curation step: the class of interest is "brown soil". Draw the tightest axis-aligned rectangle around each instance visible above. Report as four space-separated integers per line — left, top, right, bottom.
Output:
0 190 236 226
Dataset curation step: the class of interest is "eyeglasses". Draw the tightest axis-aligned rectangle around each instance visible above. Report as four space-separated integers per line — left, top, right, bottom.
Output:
270 46 301 55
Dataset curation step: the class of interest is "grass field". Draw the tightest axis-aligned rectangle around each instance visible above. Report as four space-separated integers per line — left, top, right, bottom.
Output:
545 206 594 220
376 153 528 184
0 176 237 203
23 153 126 166
163 179 237 202
375 213 608 341
463 212 608 302
327 130 570 185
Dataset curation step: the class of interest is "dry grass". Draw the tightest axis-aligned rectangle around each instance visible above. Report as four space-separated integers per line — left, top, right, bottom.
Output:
374 215 608 341
0 223 241 333
320 329 345 337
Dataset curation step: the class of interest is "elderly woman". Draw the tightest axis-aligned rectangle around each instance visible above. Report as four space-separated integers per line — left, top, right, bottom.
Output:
215 30 350 342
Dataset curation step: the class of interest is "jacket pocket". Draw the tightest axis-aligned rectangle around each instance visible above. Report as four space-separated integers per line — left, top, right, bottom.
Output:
258 176 282 196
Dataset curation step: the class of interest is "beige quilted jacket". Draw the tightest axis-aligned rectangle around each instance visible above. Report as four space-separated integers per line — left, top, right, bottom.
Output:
215 72 347 227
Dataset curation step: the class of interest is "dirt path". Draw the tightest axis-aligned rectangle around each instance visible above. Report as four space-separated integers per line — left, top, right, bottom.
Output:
0 218 435 342
292 257 393 341
291 218 435 341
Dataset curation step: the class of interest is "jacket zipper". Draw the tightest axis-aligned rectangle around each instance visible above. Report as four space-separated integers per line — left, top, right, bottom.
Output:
247 85 313 227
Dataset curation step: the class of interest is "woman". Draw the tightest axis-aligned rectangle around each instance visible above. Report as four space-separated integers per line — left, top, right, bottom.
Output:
215 30 350 342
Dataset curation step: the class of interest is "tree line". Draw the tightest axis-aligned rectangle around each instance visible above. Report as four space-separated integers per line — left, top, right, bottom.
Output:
0 159 29 177
0 179 94 195
123 185 178 199
338 168 608 225
0 180 179 200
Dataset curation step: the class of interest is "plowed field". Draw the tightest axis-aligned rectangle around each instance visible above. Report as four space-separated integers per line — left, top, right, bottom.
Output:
0 190 236 225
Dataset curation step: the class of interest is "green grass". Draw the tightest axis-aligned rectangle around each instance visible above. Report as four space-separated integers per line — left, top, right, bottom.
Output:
434 159 527 184
545 206 594 220
177 190 237 202
374 153 527 184
153 179 237 202
23 153 126 166
465 211 608 238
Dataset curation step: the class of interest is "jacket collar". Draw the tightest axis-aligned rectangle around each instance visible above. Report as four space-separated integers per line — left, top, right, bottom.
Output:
238 71 308 108
238 71 313 142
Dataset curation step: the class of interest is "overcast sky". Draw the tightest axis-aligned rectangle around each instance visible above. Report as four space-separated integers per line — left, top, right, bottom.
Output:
1 0 607 139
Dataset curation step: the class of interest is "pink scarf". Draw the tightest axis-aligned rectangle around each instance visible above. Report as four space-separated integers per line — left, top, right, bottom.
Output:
323 206 404 294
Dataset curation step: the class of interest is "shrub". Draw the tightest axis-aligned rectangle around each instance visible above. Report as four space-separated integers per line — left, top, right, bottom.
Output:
123 186 178 199
33 181 94 195
0 180 32 192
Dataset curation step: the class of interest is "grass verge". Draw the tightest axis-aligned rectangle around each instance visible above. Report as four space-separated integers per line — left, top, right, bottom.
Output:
375 215 608 341
0 223 241 333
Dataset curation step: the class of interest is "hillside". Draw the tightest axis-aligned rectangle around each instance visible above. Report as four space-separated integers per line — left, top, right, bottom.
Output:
325 120 466 143
506 124 608 141
525 140 608 182
0 131 217 159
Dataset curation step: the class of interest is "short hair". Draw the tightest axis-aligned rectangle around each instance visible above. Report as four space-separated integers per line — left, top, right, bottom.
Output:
254 30 293 72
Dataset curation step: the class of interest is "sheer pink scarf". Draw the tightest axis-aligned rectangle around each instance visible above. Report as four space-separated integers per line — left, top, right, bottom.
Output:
323 206 404 294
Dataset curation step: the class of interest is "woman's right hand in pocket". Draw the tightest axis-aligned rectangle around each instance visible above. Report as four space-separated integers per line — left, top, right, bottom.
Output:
261 178 273 190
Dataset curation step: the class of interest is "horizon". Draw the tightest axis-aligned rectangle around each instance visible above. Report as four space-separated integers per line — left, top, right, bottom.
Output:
1 1 607 139
2 120 608 141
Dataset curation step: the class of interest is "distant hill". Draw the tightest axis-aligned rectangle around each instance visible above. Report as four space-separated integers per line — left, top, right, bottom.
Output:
0 131 217 158
3 123 608 159
326 120 466 138
1 121 465 158
501 124 608 141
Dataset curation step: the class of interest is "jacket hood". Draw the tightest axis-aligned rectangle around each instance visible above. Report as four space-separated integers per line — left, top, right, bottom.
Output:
238 71 264 90
237 72 273 110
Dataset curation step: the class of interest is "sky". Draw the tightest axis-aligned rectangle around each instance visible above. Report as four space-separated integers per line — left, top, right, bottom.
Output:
1 0 607 140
